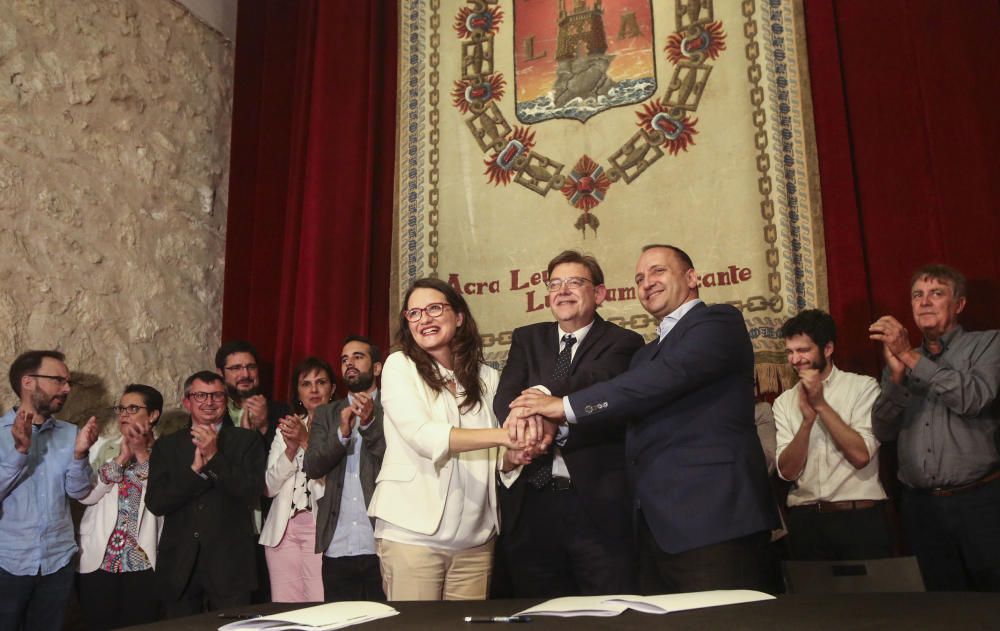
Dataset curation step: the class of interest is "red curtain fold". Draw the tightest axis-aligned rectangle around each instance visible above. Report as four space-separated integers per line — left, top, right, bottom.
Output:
804 0 1000 374
224 1 397 400
225 1 998 400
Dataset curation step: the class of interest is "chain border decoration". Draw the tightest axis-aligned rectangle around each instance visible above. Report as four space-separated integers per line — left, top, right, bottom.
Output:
398 0 430 294
721 0 783 317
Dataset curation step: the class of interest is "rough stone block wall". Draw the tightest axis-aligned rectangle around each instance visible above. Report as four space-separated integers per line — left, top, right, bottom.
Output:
0 0 233 435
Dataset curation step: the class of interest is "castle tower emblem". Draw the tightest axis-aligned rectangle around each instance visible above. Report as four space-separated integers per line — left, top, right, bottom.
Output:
514 0 656 124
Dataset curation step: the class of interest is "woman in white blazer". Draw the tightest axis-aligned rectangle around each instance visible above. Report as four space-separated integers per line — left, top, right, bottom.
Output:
77 384 164 630
369 277 533 601
260 357 333 602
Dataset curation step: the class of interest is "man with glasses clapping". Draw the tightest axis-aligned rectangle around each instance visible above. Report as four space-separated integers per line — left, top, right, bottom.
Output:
146 371 266 617
0 350 99 631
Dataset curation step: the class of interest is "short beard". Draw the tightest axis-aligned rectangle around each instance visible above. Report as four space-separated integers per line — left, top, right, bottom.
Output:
31 389 63 418
345 371 375 393
811 354 828 373
226 383 260 403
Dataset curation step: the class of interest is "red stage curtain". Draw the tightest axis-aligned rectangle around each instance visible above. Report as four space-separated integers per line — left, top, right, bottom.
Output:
224 1 998 399
224 1 397 399
804 0 1000 375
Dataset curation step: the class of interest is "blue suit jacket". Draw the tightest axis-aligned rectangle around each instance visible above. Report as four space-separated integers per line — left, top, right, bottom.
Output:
567 301 778 553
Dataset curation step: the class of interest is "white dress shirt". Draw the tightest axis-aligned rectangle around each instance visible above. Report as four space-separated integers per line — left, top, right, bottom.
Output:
774 365 886 505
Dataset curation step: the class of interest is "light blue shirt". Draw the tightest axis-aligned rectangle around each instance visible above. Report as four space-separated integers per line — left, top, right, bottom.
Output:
324 391 377 558
657 298 703 341
563 299 704 423
0 408 93 575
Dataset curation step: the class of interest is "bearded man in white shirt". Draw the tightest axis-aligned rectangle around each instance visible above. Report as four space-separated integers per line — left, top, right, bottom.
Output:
775 309 892 560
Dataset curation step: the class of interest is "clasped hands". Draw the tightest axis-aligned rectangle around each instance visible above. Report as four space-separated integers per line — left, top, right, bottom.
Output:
499 388 568 470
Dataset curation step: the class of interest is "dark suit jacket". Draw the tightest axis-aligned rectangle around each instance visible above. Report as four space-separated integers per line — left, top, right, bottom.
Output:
493 315 644 536
146 422 266 600
303 395 385 553
567 302 779 553
225 399 289 521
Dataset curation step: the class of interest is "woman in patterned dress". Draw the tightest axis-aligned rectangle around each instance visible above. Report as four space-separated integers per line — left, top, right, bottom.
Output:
77 384 164 630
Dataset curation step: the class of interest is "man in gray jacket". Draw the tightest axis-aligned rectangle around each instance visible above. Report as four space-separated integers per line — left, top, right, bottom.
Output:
304 335 385 601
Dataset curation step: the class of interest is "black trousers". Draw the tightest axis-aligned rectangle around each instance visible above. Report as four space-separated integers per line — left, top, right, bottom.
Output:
786 503 893 561
77 568 159 630
901 479 1000 591
160 548 252 619
502 484 635 598
637 510 772 595
322 554 385 602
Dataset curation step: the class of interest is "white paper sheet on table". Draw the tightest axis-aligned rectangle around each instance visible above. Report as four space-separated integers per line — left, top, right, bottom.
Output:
516 590 775 617
217 601 399 631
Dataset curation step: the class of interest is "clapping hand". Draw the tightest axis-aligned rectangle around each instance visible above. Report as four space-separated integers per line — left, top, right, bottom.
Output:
74 417 99 460
797 382 817 424
11 408 34 455
190 424 218 471
243 395 269 433
350 392 375 426
797 367 826 411
279 414 308 459
869 315 912 383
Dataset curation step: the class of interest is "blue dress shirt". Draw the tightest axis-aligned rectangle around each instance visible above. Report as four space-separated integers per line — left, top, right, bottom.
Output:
324 392 377 558
0 408 93 575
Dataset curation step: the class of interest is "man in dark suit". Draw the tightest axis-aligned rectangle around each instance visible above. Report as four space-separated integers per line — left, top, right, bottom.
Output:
494 250 643 597
514 244 779 593
304 335 386 601
146 371 266 617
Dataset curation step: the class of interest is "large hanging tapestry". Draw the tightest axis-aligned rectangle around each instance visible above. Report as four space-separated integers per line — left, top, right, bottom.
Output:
393 0 826 392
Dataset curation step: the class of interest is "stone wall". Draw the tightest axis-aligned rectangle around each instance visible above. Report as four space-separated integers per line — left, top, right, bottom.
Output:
0 0 233 435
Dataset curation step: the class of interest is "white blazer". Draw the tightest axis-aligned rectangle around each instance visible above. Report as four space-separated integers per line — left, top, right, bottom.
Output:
259 419 325 548
78 441 163 574
368 352 500 537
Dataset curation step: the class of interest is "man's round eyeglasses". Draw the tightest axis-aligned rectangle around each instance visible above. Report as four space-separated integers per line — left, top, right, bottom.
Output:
28 374 76 388
187 392 226 403
403 303 452 322
112 405 149 416
223 363 258 373
545 277 592 293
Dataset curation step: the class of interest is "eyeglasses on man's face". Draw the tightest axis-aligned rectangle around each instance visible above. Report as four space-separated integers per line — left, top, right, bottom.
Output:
223 363 258 374
111 404 149 416
403 302 452 322
186 391 227 403
28 374 76 388
544 277 593 293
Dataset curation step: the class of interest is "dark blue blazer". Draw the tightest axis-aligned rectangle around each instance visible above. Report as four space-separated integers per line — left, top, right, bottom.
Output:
567 301 778 553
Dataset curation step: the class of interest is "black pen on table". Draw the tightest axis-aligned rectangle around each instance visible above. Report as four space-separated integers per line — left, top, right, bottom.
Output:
464 615 532 623
217 612 262 620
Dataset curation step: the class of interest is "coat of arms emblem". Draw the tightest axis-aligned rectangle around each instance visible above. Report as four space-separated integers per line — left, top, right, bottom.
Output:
514 0 657 124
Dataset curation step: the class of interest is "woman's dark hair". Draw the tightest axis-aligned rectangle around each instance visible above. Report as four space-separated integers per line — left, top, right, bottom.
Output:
398 277 484 413
289 356 335 415
122 383 163 425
